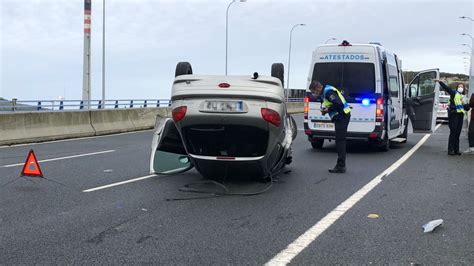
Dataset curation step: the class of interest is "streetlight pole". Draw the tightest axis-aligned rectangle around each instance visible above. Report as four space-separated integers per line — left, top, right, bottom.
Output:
287 23 305 102
225 0 246 75
325 37 337 44
460 16 473 92
102 0 105 106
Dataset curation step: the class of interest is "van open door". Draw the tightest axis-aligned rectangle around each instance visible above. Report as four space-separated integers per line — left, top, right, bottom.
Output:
150 118 193 175
406 69 440 133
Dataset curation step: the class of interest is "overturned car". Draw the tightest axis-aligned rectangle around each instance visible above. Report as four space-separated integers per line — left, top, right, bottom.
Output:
150 62 297 181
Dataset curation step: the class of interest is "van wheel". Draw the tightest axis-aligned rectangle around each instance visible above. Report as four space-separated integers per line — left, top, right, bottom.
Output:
400 119 408 143
378 136 390 152
311 139 324 149
271 63 285 87
175 62 193 77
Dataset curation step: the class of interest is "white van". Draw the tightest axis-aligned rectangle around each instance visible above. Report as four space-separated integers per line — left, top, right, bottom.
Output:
304 40 439 151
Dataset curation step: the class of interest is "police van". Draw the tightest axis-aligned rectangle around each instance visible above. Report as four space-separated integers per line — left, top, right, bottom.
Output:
304 40 439 151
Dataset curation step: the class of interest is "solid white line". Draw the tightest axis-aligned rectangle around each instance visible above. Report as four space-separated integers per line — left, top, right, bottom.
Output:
1 150 116 168
82 174 156 192
266 123 441 266
0 129 153 149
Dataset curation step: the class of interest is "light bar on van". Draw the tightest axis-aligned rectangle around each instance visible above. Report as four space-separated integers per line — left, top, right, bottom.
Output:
362 98 370 106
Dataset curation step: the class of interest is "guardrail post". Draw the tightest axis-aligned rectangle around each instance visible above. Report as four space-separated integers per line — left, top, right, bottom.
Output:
37 101 41 110
115 100 119 109
98 100 102 109
168 101 171 107
11 98 17 111
144 100 147 108
80 101 84 110
156 100 160 107
59 101 64 110
130 100 134 108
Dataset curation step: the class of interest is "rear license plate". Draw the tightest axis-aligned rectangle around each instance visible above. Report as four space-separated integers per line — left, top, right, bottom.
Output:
202 101 244 112
314 122 334 129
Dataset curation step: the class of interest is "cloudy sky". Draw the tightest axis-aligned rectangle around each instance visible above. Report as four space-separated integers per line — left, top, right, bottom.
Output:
1 0 473 101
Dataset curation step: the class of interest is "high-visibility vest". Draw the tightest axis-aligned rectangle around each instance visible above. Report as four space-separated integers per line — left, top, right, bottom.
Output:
322 85 351 119
451 92 466 114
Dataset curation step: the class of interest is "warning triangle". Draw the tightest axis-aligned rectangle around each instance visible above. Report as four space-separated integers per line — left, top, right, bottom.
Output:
21 150 43 177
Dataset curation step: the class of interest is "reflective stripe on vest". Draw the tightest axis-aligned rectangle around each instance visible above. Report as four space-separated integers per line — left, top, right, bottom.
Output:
322 85 351 119
452 92 466 114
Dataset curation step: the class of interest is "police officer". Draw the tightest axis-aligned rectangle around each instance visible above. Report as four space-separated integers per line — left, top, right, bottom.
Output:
309 80 351 173
434 80 466 155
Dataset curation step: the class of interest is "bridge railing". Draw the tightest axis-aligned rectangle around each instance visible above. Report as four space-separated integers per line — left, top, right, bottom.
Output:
1 98 304 112
1 99 172 112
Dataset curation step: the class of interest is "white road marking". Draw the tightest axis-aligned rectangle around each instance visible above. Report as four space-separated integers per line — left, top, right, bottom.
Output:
0 129 153 149
1 150 116 168
266 123 441 265
82 174 156 193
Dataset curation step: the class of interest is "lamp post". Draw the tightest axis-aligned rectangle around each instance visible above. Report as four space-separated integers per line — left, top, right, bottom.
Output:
460 16 473 91
102 0 105 106
325 37 337 44
286 23 306 102
225 0 246 75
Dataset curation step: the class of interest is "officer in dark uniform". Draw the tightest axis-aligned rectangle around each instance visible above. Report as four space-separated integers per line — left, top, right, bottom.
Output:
434 80 466 155
309 80 351 173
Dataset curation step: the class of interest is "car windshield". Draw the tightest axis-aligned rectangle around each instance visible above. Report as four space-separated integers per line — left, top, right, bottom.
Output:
311 62 376 98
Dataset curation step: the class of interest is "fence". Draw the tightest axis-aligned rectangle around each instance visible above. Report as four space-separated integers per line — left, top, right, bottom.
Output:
1 98 304 112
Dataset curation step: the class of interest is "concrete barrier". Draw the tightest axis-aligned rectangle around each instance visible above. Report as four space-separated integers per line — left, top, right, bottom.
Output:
0 111 95 145
0 104 302 146
287 102 304 114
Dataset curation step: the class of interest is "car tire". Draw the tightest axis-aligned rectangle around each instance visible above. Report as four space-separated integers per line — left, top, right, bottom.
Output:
175 62 193 77
271 63 284 87
290 115 297 140
311 139 324 149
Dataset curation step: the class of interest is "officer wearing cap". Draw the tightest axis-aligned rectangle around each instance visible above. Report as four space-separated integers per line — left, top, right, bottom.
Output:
309 80 351 173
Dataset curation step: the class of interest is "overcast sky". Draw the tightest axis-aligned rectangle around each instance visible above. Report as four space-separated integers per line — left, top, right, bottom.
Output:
1 0 473 101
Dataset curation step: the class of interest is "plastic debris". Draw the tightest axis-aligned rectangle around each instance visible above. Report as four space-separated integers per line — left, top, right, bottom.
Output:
367 213 380 219
103 169 113 173
422 219 443 233
141 208 148 212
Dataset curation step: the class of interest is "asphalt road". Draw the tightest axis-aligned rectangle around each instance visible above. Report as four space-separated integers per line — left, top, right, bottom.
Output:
0 115 472 264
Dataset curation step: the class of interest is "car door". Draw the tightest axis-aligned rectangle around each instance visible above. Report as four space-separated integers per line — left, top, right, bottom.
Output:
384 54 403 138
406 69 440 133
149 118 193 175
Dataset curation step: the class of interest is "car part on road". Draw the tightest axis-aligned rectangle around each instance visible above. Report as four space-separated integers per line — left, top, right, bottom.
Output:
422 219 443 233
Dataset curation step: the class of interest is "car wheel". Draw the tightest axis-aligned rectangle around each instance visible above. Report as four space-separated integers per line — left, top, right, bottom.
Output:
175 62 193 77
311 139 324 149
290 115 297 140
271 63 284 87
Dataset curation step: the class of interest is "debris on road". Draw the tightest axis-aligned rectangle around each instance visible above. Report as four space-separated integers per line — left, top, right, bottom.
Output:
422 219 443 233
141 208 148 212
103 169 113 173
367 213 380 219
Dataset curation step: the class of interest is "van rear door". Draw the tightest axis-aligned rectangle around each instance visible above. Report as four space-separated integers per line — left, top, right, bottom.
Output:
406 69 440 133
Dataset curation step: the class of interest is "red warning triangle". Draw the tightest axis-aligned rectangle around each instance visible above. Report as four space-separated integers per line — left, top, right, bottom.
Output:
21 150 43 177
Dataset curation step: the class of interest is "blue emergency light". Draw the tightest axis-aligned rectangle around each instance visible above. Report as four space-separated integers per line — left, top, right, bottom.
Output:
362 98 370 106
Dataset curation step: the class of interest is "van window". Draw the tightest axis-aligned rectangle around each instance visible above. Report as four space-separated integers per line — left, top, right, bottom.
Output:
389 77 399 97
312 63 375 98
418 71 436 96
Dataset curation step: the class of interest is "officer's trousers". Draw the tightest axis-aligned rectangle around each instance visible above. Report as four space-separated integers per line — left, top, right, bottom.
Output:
334 114 351 167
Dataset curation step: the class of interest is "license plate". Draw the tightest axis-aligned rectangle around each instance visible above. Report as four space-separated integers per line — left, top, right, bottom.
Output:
202 101 244 112
314 122 334 129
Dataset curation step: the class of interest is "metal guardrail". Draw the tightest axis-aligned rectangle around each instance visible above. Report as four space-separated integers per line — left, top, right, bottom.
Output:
0 98 304 112
1 99 172 112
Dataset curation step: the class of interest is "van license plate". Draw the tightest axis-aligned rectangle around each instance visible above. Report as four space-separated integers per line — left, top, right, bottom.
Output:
314 122 334 129
202 101 244 112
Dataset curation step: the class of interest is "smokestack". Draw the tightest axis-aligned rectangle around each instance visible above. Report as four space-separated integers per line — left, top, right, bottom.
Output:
82 0 92 107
